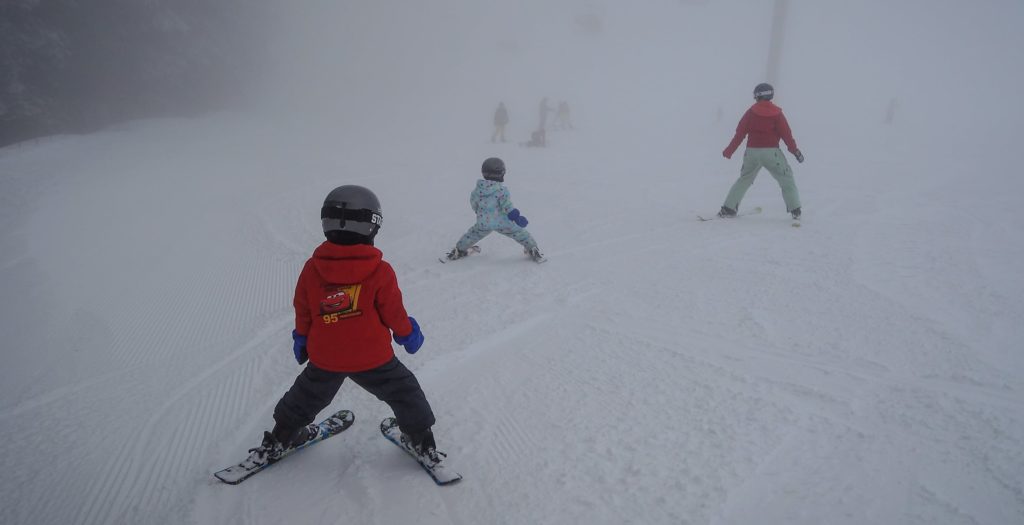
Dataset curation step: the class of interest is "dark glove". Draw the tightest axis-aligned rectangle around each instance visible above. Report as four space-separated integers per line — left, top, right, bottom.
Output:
393 317 424 354
793 149 804 163
507 208 529 227
292 330 308 365
722 149 732 159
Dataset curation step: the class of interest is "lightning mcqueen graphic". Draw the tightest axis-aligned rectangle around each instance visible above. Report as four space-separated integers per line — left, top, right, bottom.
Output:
321 289 352 314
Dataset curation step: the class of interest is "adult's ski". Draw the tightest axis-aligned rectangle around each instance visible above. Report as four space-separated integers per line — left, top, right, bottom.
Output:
697 206 762 221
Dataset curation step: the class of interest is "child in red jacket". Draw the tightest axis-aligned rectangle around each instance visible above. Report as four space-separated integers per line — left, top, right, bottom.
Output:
719 83 805 219
247 185 444 468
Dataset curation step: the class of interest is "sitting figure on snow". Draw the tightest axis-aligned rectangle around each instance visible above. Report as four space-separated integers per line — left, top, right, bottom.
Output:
446 157 545 262
522 128 546 148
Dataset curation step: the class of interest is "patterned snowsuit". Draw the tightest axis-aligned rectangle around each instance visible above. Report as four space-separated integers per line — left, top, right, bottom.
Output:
455 179 538 252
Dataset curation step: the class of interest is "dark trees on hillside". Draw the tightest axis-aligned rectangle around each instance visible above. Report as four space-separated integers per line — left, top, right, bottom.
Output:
1 0 271 147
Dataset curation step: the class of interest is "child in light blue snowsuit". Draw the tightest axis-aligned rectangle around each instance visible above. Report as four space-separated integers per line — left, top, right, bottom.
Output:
447 157 542 260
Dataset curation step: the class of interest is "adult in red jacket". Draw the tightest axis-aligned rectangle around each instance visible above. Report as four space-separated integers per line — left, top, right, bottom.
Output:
245 185 446 468
719 83 804 219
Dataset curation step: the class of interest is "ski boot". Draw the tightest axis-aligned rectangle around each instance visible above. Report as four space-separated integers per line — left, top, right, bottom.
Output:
717 206 737 218
790 207 801 220
402 429 446 466
273 423 320 450
525 246 546 263
446 247 468 260
242 432 285 469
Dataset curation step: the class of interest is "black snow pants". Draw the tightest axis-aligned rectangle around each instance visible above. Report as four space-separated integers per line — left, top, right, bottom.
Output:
273 357 435 438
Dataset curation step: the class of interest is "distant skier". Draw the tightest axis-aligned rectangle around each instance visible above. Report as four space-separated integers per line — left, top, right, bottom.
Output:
554 100 573 130
492 102 509 143
244 185 449 469
718 83 804 219
446 157 545 262
538 97 556 130
884 97 898 125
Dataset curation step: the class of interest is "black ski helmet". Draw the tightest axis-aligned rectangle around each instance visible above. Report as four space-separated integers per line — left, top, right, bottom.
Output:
753 83 774 101
482 157 506 182
321 185 382 241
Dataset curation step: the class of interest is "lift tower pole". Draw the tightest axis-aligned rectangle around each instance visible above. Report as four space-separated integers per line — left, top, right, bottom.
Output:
765 0 789 84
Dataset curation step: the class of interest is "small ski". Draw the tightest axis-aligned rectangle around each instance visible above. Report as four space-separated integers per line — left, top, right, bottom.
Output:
380 417 462 485
439 245 481 263
214 409 355 485
697 206 762 222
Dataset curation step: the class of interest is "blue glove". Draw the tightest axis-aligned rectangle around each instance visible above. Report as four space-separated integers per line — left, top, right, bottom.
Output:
793 149 804 163
507 208 529 227
393 317 424 354
292 330 308 365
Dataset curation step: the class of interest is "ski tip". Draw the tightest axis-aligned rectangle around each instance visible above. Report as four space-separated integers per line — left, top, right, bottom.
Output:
213 473 244 485
436 475 463 486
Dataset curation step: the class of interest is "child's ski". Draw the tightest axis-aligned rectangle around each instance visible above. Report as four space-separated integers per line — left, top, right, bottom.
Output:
213 409 355 485
380 417 462 485
697 206 762 222
439 245 481 263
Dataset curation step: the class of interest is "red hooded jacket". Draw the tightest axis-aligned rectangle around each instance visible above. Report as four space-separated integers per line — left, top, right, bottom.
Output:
293 242 413 372
723 100 799 158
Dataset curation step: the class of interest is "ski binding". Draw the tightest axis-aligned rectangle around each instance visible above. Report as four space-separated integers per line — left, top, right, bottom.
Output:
439 245 481 263
380 417 462 485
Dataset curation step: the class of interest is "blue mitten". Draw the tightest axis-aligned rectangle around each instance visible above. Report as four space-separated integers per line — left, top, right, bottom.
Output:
393 317 424 354
508 208 529 227
292 330 308 365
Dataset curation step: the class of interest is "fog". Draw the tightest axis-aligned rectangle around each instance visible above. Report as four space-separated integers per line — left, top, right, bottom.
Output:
5 1 1020 152
259 0 763 143
245 0 1023 156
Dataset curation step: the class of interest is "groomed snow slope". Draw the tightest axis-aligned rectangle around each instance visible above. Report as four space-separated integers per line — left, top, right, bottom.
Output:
2 2 1024 524
1 108 1022 524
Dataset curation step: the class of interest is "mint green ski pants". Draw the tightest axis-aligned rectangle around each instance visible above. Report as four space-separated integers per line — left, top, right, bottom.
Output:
723 147 801 212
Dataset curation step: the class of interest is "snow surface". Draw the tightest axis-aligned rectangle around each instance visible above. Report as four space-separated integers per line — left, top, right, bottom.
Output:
3 2 1024 524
